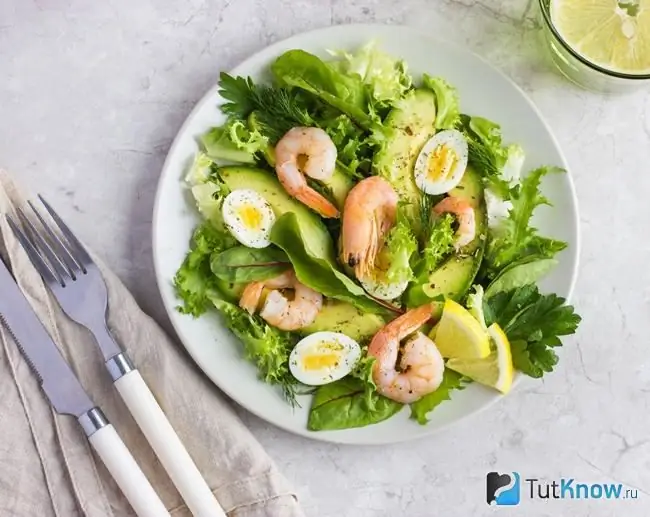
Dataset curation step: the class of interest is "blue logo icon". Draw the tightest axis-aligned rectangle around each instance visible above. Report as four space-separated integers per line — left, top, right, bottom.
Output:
487 472 521 505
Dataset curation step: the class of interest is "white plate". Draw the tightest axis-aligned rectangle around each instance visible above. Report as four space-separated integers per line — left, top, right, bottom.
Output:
152 24 580 444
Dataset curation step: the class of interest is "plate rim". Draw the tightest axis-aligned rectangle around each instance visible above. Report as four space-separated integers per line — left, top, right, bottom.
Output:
151 22 581 444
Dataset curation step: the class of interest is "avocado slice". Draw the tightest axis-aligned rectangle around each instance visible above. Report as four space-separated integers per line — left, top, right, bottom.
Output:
301 299 386 342
218 166 335 261
372 88 437 235
405 166 487 310
247 112 354 209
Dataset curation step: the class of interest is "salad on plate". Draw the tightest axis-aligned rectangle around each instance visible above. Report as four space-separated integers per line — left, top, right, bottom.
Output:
173 41 581 431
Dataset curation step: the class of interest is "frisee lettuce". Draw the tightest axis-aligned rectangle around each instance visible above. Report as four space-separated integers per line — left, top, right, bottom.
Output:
328 40 412 110
381 205 418 285
484 166 568 280
174 221 236 317
410 369 468 425
212 299 299 405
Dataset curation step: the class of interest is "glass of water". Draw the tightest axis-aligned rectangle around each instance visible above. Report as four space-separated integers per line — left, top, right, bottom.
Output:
538 0 650 93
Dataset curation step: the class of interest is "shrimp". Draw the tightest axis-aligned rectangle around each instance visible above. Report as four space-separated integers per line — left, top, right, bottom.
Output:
275 127 339 219
239 270 323 331
433 196 476 249
340 176 399 280
368 304 445 403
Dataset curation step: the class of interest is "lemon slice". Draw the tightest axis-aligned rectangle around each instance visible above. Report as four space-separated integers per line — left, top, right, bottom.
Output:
446 323 514 394
434 299 490 359
551 0 650 74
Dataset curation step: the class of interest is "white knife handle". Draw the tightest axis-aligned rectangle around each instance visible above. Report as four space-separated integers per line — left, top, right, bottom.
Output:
88 424 170 517
115 370 226 517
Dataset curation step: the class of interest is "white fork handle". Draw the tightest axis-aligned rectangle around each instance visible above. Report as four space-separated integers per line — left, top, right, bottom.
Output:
115 370 226 517
88 424 170 517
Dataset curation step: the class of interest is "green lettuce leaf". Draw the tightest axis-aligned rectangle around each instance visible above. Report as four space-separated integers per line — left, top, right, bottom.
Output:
416 212 455 278
328 40 412 108
422 74 460 130
211 298 299 404
320 111 374 177
380 206 418 285
466 284 487 329
409 369 467 425
270 213 388 316
484 166 568 279
200 125 257 164
350 350 379 412
173 221 236 317
484 285 581 378
210 246 290 283
271 49 375 129
485 256 558 297
183 153 231 224
308 377 403 431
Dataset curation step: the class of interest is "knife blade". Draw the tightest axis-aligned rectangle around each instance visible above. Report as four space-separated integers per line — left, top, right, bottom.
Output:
0 255 93 417
0 254 170 517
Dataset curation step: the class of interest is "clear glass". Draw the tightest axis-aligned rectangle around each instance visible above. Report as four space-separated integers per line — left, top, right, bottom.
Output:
538 0 650 93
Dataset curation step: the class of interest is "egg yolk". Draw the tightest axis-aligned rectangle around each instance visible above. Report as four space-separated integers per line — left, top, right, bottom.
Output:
237 203 263 229
427 144 458 181
302 342 344 370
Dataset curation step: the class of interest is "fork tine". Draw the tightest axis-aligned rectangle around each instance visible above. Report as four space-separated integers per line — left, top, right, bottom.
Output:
6 215 63 287
17 208 75 282
38 195 92 270
28 200 84 276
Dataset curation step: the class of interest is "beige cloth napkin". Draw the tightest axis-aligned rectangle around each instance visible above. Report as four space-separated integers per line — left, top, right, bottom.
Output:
0 170 305 517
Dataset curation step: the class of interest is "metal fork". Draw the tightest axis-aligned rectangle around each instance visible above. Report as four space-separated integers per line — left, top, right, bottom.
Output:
8 197 226 517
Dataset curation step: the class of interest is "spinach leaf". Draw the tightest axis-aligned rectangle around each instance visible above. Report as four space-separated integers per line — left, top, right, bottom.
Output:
270 213 388 316
308 377 403 431
271 49 375 129
210 246 290 283
410 369 467 425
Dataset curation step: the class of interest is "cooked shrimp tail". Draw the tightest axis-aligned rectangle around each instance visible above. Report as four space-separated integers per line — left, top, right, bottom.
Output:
275 126 340 218
340 176 398 279
238 270 323 331
433 196 476 249
368 304 444 403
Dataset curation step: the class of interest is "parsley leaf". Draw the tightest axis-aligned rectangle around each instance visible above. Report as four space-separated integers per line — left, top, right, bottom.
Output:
484 285 581 378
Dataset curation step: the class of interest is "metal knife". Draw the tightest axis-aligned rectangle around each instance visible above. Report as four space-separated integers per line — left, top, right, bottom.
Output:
0 256 170 517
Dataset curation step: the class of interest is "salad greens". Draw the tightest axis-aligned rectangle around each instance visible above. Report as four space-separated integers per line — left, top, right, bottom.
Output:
174 39 581 432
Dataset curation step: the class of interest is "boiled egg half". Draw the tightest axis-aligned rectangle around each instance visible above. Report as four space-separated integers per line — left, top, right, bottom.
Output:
414 129 469 195
289 332 361 386
222 189 276 248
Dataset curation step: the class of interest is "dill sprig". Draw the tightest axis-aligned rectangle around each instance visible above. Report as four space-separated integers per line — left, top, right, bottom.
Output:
219 72 315 143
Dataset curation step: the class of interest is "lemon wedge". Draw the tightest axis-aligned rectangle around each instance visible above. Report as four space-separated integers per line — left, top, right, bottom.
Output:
551 0 650 74
446 323 514 394
433 299 490 359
